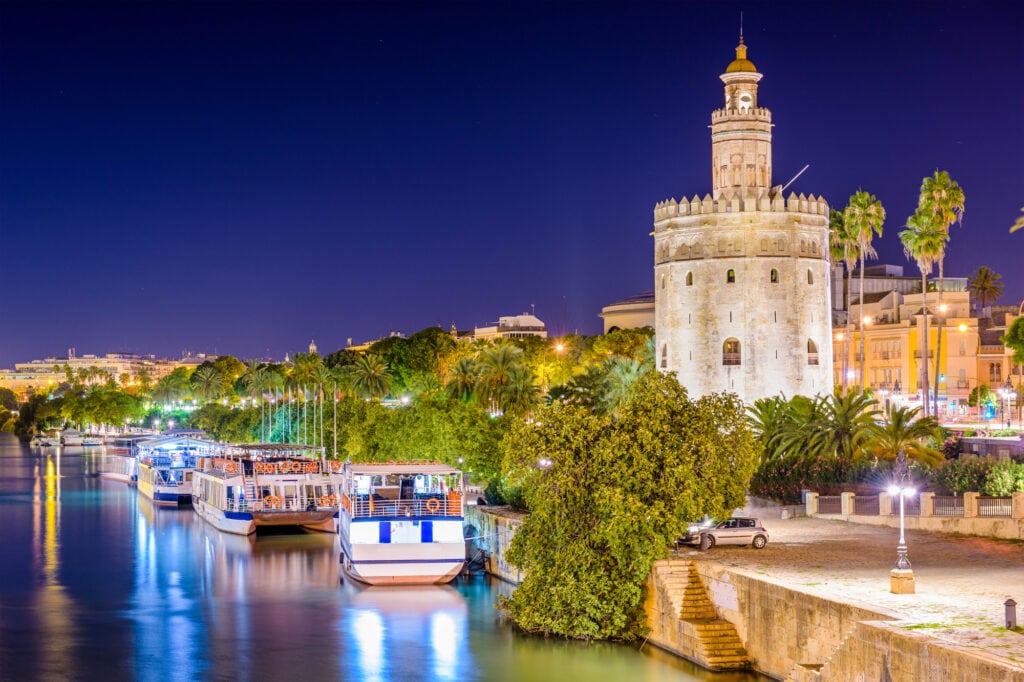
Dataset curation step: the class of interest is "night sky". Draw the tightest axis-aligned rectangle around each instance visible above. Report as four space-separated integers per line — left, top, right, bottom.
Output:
2 1 1022 366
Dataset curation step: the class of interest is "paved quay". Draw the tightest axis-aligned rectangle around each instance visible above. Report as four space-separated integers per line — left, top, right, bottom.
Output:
674 516 1024 668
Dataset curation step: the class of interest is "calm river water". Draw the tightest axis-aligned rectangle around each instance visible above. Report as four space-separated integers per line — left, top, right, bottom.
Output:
0 434 763 681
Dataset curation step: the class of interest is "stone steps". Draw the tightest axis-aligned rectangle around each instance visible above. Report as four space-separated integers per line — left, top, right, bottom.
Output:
672 561 752 672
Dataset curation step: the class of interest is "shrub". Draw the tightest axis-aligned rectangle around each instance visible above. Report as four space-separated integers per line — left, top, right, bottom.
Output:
934 457 994 495
982 461 1024 496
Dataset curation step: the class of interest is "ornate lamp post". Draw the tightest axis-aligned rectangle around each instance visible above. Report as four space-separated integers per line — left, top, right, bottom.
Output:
1001 379 1014 429
888 449 916 594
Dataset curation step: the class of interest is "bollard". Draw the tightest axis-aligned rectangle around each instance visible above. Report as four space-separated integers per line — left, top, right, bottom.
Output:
1006 599 1018 629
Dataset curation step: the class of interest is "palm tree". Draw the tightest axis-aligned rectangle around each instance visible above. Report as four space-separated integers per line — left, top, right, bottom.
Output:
243 365 269 440
899 208 947 417
190 365 223 402
918 171 965 409
602 357 645 415
844 191 886 390
967 266 1003 319
500 366 540 418
829 208 860 392
445 357 478 402
349 354 391 400
865 405 942 468
476 345 525 412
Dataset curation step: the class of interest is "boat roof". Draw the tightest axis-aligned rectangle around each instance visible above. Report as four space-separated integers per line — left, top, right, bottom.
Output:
345 462 462 476
137 435 218 451
218 443 325 458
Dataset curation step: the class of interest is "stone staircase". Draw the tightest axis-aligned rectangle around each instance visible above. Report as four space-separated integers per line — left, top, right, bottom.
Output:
654 560 751 671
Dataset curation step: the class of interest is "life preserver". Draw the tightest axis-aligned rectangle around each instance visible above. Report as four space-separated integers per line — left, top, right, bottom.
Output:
425 498 440 514
330 461 342 472
264 495 276 508
291 461 303 473
225 462 239 474
318 495 329 506
327 494 337 506
304 462 317 473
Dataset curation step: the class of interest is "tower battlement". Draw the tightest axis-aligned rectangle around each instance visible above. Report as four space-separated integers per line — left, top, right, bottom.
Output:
654 191 829 223
711 107 772 122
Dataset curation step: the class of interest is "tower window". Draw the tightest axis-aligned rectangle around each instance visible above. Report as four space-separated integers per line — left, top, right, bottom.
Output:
661 344 668 370
723 338 741 366
686 271 693 286
726 269 736 284
808 339 819 366
661 274 666 290
807 269 814 285
770 268 779 284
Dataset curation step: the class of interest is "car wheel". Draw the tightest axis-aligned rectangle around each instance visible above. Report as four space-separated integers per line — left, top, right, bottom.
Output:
701 534 715 550
752 535 767 549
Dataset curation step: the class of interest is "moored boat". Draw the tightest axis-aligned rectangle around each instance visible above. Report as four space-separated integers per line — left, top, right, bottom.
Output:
81 435 103 447
60 429 84 446
30 435 61 447
191 444 343 535
136 435 214 506
337 461 466 586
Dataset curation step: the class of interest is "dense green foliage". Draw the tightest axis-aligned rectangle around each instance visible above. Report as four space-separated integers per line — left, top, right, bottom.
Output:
499 372 757 640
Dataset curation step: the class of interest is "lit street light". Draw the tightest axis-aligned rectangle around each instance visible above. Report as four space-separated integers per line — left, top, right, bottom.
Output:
888 449 916 594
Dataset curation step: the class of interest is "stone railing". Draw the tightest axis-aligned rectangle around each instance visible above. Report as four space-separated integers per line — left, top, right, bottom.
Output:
805 491 1024 541
653 190 829 222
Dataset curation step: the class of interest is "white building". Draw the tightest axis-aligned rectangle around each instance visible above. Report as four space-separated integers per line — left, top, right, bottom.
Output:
652 37 833 402
473 314 547 341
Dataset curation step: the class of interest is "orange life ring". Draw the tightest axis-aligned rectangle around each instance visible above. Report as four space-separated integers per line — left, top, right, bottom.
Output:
330 461 342 472
225 462 239 474
327 494 337 505
318 495 329 506
264 495 276 508
290 461 302 473
304 462 317 473
425 498 440 514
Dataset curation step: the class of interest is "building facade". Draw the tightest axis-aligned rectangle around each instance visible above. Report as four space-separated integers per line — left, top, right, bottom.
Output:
653 38 833 402
472 314 547 341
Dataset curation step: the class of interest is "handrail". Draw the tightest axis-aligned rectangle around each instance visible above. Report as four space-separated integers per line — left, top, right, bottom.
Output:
342 493 463 518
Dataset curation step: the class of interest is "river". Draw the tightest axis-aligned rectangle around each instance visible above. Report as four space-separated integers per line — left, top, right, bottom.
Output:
0 434 763 681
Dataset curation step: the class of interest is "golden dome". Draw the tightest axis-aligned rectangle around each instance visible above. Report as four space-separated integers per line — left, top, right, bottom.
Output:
725 40 757 73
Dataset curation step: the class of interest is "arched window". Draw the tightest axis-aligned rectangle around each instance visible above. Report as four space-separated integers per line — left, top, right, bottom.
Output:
770 268 779 284
686 271 693 286
723 338 741 366
726 269 736 284
660 274 666 290
807 269 814 285
808 339 819 366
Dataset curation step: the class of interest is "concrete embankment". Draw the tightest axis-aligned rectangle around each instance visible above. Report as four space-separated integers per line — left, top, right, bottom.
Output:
468 506 1024 681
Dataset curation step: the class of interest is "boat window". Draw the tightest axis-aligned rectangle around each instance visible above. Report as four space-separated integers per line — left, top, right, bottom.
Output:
354 475 371 495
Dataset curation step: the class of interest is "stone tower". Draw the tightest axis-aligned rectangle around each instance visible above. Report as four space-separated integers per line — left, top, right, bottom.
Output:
653 37 833 402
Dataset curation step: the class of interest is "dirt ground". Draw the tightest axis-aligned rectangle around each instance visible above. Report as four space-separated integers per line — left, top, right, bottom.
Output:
673 516 1024 666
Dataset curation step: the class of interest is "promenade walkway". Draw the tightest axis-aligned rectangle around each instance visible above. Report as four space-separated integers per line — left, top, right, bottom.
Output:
677 516 1024 668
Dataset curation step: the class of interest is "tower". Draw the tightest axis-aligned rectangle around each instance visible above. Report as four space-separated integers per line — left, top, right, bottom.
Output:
653 38 833 403
309 339 318 354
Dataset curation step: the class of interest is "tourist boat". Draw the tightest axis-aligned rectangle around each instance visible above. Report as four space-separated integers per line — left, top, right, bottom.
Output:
60 429 85 446
81 435 103 447
29 435 61 447
136 435 215 506
191 444 343 536
337 461 466 585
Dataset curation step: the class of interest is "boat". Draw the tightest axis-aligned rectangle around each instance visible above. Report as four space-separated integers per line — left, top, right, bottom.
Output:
136 435 215 506
60 429 84 446
81 435 103 447
336 461 466 586
29 435 61 447
100 452 138 484
190 443 343 536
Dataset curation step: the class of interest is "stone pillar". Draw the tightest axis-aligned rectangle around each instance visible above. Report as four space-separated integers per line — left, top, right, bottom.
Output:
963 492 979 518
919 492 935 517
879 492 893 516
1012 492 1024 520
840 492 855 517
805 492 818 516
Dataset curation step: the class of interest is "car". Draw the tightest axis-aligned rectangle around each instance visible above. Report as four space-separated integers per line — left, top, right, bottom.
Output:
677 517 717 546
698 517 769 550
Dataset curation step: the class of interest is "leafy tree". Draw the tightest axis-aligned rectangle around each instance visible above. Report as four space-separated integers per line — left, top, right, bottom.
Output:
476 345 525 413
324 348 360 370
190 365 224 402
0 387 17 411
934 457 993 495
1001 316 1024 426
844 190 886 389
213 355 247 393
499 372 757 640
347 354 391 400
445 357 479 402
982 461 1024 496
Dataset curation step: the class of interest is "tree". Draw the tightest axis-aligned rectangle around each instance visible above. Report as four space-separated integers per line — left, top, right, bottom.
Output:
0 387 17 412
918 171 965 409
843 190 886 390
190 365 224 402
499 372 757 640
445 358 478 402
1000 316 1024 427
476 345 525 413
348 354 391 400
864 405 942 468
899 208 947 417
829 208 859 393
967 266 1004 319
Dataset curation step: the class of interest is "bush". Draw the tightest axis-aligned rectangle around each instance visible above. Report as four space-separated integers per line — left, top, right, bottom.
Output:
934 457 994 495
982 461 1024 496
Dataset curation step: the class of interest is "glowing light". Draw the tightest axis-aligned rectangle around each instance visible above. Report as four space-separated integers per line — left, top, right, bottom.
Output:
958 323 968 332
846 370 856 379
430 612 458 678
863 316 872 325
352 610 385 680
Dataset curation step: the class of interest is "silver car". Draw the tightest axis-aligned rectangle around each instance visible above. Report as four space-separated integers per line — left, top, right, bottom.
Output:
699 517 769 550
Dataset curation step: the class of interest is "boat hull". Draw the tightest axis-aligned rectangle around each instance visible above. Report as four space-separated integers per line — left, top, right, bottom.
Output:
339 517 465 585
193 497 338 535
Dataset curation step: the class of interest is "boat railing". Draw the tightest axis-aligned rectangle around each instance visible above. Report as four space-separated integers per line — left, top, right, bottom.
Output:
342 493 463 518
224 494 341 514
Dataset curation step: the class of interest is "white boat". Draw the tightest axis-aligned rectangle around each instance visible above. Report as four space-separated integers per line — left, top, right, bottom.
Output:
337 461 466 586
30 435 61 447
136 435 215 506
60 429 84 446
191 444 343 536
81 435 103 447
100 453 138 483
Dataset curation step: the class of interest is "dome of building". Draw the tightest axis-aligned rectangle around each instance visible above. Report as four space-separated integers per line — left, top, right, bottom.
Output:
725 40 757 73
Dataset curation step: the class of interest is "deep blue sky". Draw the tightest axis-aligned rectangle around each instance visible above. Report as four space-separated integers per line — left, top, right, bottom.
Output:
2 1 1022 366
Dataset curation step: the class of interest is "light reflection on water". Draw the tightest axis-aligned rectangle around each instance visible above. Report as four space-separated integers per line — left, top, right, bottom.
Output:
0 435 763 681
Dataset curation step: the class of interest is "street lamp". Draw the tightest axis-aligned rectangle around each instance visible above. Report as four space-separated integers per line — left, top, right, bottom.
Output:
1001 380 1014 429
888 449 916 594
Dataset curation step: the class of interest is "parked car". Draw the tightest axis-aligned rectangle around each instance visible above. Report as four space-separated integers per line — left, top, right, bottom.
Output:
698 517 769 550
677 517 717 546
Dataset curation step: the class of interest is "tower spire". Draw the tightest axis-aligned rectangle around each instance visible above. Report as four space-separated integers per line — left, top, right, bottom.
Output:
739 11 744 44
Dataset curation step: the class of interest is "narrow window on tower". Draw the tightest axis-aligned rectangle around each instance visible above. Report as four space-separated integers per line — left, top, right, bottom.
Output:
807 269 814 285
770 268 779 284
808 339 819 366
688 313 691 325
661 274 666 290
774 311 777 322
686 271 693 286
727 269 736 284
729 311 733 323
661 344 667 369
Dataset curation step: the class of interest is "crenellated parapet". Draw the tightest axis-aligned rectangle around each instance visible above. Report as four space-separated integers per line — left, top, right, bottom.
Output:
711 107 771 123
653 191 830 223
